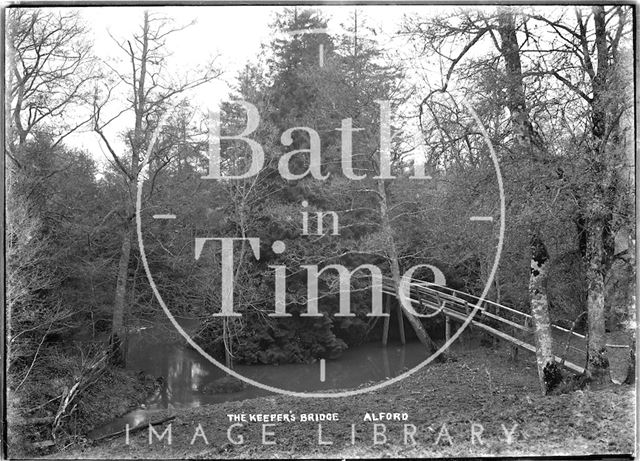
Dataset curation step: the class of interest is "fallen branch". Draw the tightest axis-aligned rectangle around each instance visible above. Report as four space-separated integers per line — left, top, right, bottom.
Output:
51 350 109 440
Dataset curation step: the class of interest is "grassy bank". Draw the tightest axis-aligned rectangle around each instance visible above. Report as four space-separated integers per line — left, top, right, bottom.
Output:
55 341 635 459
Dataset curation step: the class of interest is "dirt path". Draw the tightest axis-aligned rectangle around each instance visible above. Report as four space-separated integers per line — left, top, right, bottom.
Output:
54 341 635 459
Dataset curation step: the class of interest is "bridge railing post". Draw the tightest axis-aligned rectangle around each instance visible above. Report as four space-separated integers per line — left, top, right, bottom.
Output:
382 294 390 346
434 291 443 309
445 315 451 342
396 294 406 345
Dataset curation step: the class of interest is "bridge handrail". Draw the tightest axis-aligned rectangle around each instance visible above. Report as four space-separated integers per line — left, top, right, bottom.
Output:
382 276 629 349
382 277 525 325
383 281 469 312
382 281 529 333
411 280 532 319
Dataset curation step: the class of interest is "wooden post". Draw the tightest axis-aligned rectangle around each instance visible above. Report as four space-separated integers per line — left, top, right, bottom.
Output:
445 315 451 342
511 324 519 362
396 299 406 345
382 345 391 377
382 294 390 346
464 301 473 345
434 291 442 309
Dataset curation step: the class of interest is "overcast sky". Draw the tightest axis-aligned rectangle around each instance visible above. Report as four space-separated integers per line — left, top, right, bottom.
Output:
68 5 434 165
20 5 580 170
63 4 575 171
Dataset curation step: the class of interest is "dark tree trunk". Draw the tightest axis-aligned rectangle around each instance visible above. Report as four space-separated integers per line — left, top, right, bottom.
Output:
623 340 635 385
110 13 149 366
498 10 555 393
377 178 440 354
111 224 132 365
585 217 610 383
583 5 613 383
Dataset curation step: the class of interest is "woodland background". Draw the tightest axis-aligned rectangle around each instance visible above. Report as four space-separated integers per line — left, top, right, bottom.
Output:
5 5 635 454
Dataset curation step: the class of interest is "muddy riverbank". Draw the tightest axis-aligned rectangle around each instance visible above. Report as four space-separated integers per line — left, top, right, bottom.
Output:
56 341 635 459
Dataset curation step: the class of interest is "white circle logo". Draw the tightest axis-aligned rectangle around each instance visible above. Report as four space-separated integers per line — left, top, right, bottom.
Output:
135 30 505 399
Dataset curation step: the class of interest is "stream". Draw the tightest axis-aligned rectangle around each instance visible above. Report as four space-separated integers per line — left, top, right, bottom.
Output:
87 320 429 440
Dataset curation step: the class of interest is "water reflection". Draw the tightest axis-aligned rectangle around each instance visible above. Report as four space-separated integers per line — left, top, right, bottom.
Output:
130 330 428 407
88 325 430 439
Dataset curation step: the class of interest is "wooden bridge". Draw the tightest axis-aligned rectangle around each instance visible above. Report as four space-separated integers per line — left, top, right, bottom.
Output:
379 276 629 375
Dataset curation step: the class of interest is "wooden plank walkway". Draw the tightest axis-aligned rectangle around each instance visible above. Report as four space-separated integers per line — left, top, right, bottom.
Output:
378 276 621 375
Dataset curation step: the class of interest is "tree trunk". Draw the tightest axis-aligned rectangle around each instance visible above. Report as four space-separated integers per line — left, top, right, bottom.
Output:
623 340 635 385
498 10 556 393
223 318 233 370
377 178 439 354
627 230 636 329
529 235 560 394
585 217 610 383
582 5 612 385
111 224 132 365
110 12 149 366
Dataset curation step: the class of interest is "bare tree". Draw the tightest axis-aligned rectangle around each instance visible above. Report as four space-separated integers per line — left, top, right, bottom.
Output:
406 7 561 392
92 11 221 364
6 8 97 154
339 14 443 353
497 9 561 394
407 5 633 389
526 5 633 383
